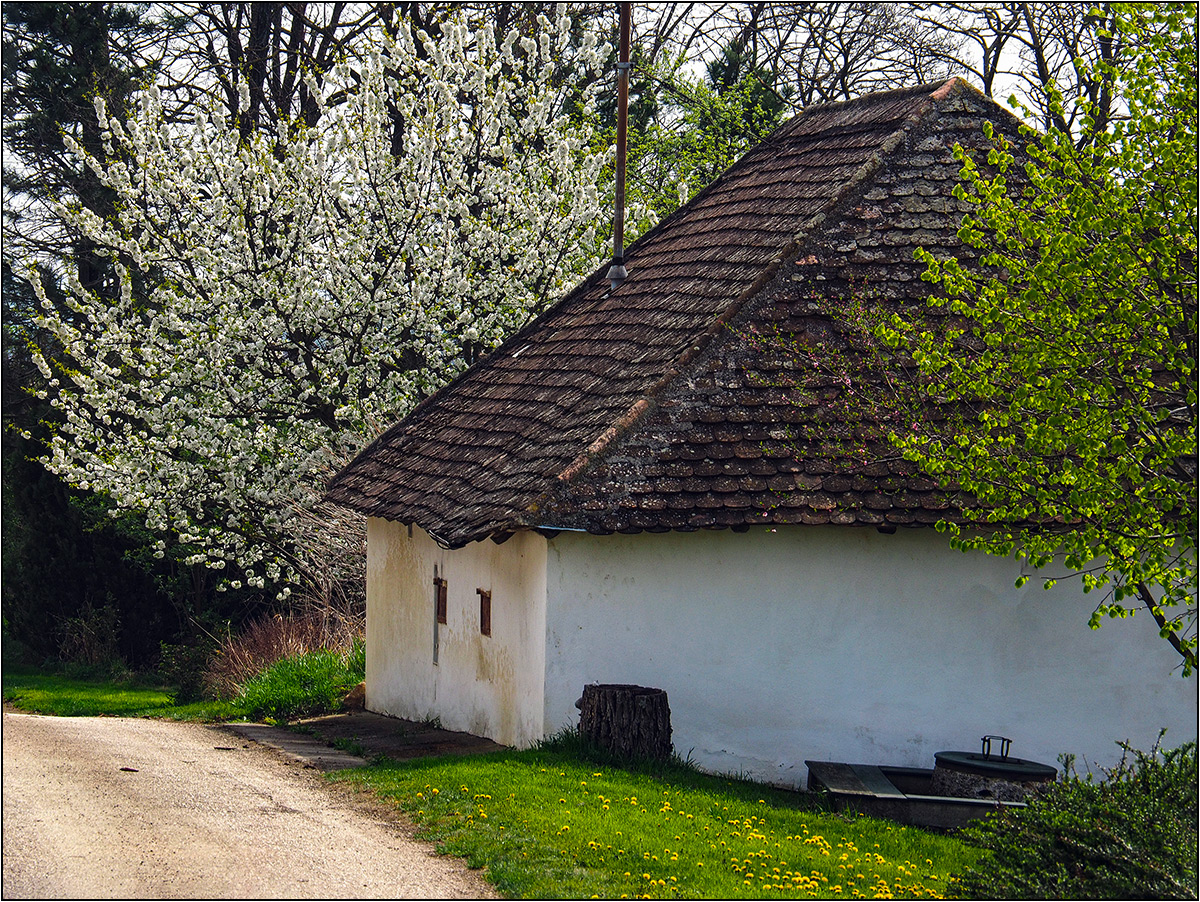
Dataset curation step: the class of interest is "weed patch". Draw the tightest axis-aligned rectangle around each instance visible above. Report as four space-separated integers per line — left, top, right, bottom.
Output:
331 735 367 758
235 641 365 723
203 608 363 699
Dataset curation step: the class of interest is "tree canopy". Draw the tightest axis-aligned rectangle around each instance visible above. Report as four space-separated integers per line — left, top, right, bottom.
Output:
24 11 612 595
6 2 1188 667
889 3 1197 673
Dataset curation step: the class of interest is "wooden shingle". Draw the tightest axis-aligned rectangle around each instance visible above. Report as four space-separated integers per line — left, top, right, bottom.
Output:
326 79 1020 547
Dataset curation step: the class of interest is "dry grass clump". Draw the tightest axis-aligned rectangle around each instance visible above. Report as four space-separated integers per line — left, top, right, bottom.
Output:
203 603 363 700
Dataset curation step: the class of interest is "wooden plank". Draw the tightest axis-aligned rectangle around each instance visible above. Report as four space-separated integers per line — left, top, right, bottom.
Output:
806 761 869 795
849 764 907 799
806 761 907 799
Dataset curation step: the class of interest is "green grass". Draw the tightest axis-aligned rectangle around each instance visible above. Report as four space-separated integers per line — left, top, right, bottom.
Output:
237 642 365 722
1 670 244 720
334 741 979 899
3 670 174 717
2 640 364 724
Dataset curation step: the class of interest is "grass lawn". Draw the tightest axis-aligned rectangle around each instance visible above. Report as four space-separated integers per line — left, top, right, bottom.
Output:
2 643 363 723
335 742 980 899
2 669 245 721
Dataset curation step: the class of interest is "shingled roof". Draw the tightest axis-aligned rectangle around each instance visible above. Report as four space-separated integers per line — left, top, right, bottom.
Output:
326 78 1022 548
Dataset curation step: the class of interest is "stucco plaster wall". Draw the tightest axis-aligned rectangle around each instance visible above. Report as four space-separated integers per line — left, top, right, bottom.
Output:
543 526 1196 788
365 519 548 747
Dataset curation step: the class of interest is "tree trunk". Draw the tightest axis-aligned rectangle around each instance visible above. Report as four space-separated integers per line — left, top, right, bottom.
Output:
578 684 672 762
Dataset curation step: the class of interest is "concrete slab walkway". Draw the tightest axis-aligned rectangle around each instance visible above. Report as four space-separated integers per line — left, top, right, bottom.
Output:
223 710 506 771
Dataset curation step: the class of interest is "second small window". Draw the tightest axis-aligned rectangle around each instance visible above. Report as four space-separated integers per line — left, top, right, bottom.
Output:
435 577 448 625
477 588 492 636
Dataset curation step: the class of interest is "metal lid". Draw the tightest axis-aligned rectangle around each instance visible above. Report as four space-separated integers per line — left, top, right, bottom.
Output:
934 750 1057 781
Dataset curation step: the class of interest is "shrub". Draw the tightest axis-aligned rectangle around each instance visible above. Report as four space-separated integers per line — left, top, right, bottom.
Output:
1 629 37 673
954 734 1198 900
158 641 213 704
235 640 365 723
57 597 124 671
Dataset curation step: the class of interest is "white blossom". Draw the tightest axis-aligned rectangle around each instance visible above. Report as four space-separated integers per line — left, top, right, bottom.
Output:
29 14 614 591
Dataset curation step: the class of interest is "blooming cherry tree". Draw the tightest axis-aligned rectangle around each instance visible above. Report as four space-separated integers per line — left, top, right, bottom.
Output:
27 12 611 593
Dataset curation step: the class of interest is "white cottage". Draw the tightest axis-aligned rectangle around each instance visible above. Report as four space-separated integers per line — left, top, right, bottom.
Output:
327 79 1196 787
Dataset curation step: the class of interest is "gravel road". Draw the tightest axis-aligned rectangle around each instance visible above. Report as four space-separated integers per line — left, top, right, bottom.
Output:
1 711 497 899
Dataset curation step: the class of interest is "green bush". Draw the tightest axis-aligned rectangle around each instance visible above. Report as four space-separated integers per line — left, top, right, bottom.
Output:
158 641 213 704
955 735 1198 900
1 628 38 673
235 640 364 723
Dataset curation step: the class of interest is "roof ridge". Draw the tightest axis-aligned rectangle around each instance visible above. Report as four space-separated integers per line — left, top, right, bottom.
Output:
542 77 963 499
781 77 963 244
789 77 961 120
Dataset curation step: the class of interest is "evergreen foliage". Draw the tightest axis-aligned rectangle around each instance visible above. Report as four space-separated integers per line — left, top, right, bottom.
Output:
621 36 791 224
2 2 154 223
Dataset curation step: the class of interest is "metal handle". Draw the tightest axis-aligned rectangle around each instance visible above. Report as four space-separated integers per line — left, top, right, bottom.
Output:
981 734 1012 760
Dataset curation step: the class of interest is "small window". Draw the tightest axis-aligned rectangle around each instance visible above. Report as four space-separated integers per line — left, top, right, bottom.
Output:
434 576 448 625
477 588 492 637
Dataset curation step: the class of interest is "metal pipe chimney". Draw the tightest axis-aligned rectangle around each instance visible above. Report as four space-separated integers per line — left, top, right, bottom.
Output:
606 2 632 292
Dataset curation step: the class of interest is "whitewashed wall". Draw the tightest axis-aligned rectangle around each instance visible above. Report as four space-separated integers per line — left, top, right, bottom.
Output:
542 527 1196 787
365 520 548 747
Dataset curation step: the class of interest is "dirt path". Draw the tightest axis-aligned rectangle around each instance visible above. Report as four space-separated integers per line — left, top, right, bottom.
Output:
1 711 497 899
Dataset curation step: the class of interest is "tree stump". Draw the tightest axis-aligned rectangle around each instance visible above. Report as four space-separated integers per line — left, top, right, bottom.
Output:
578 683 672 762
